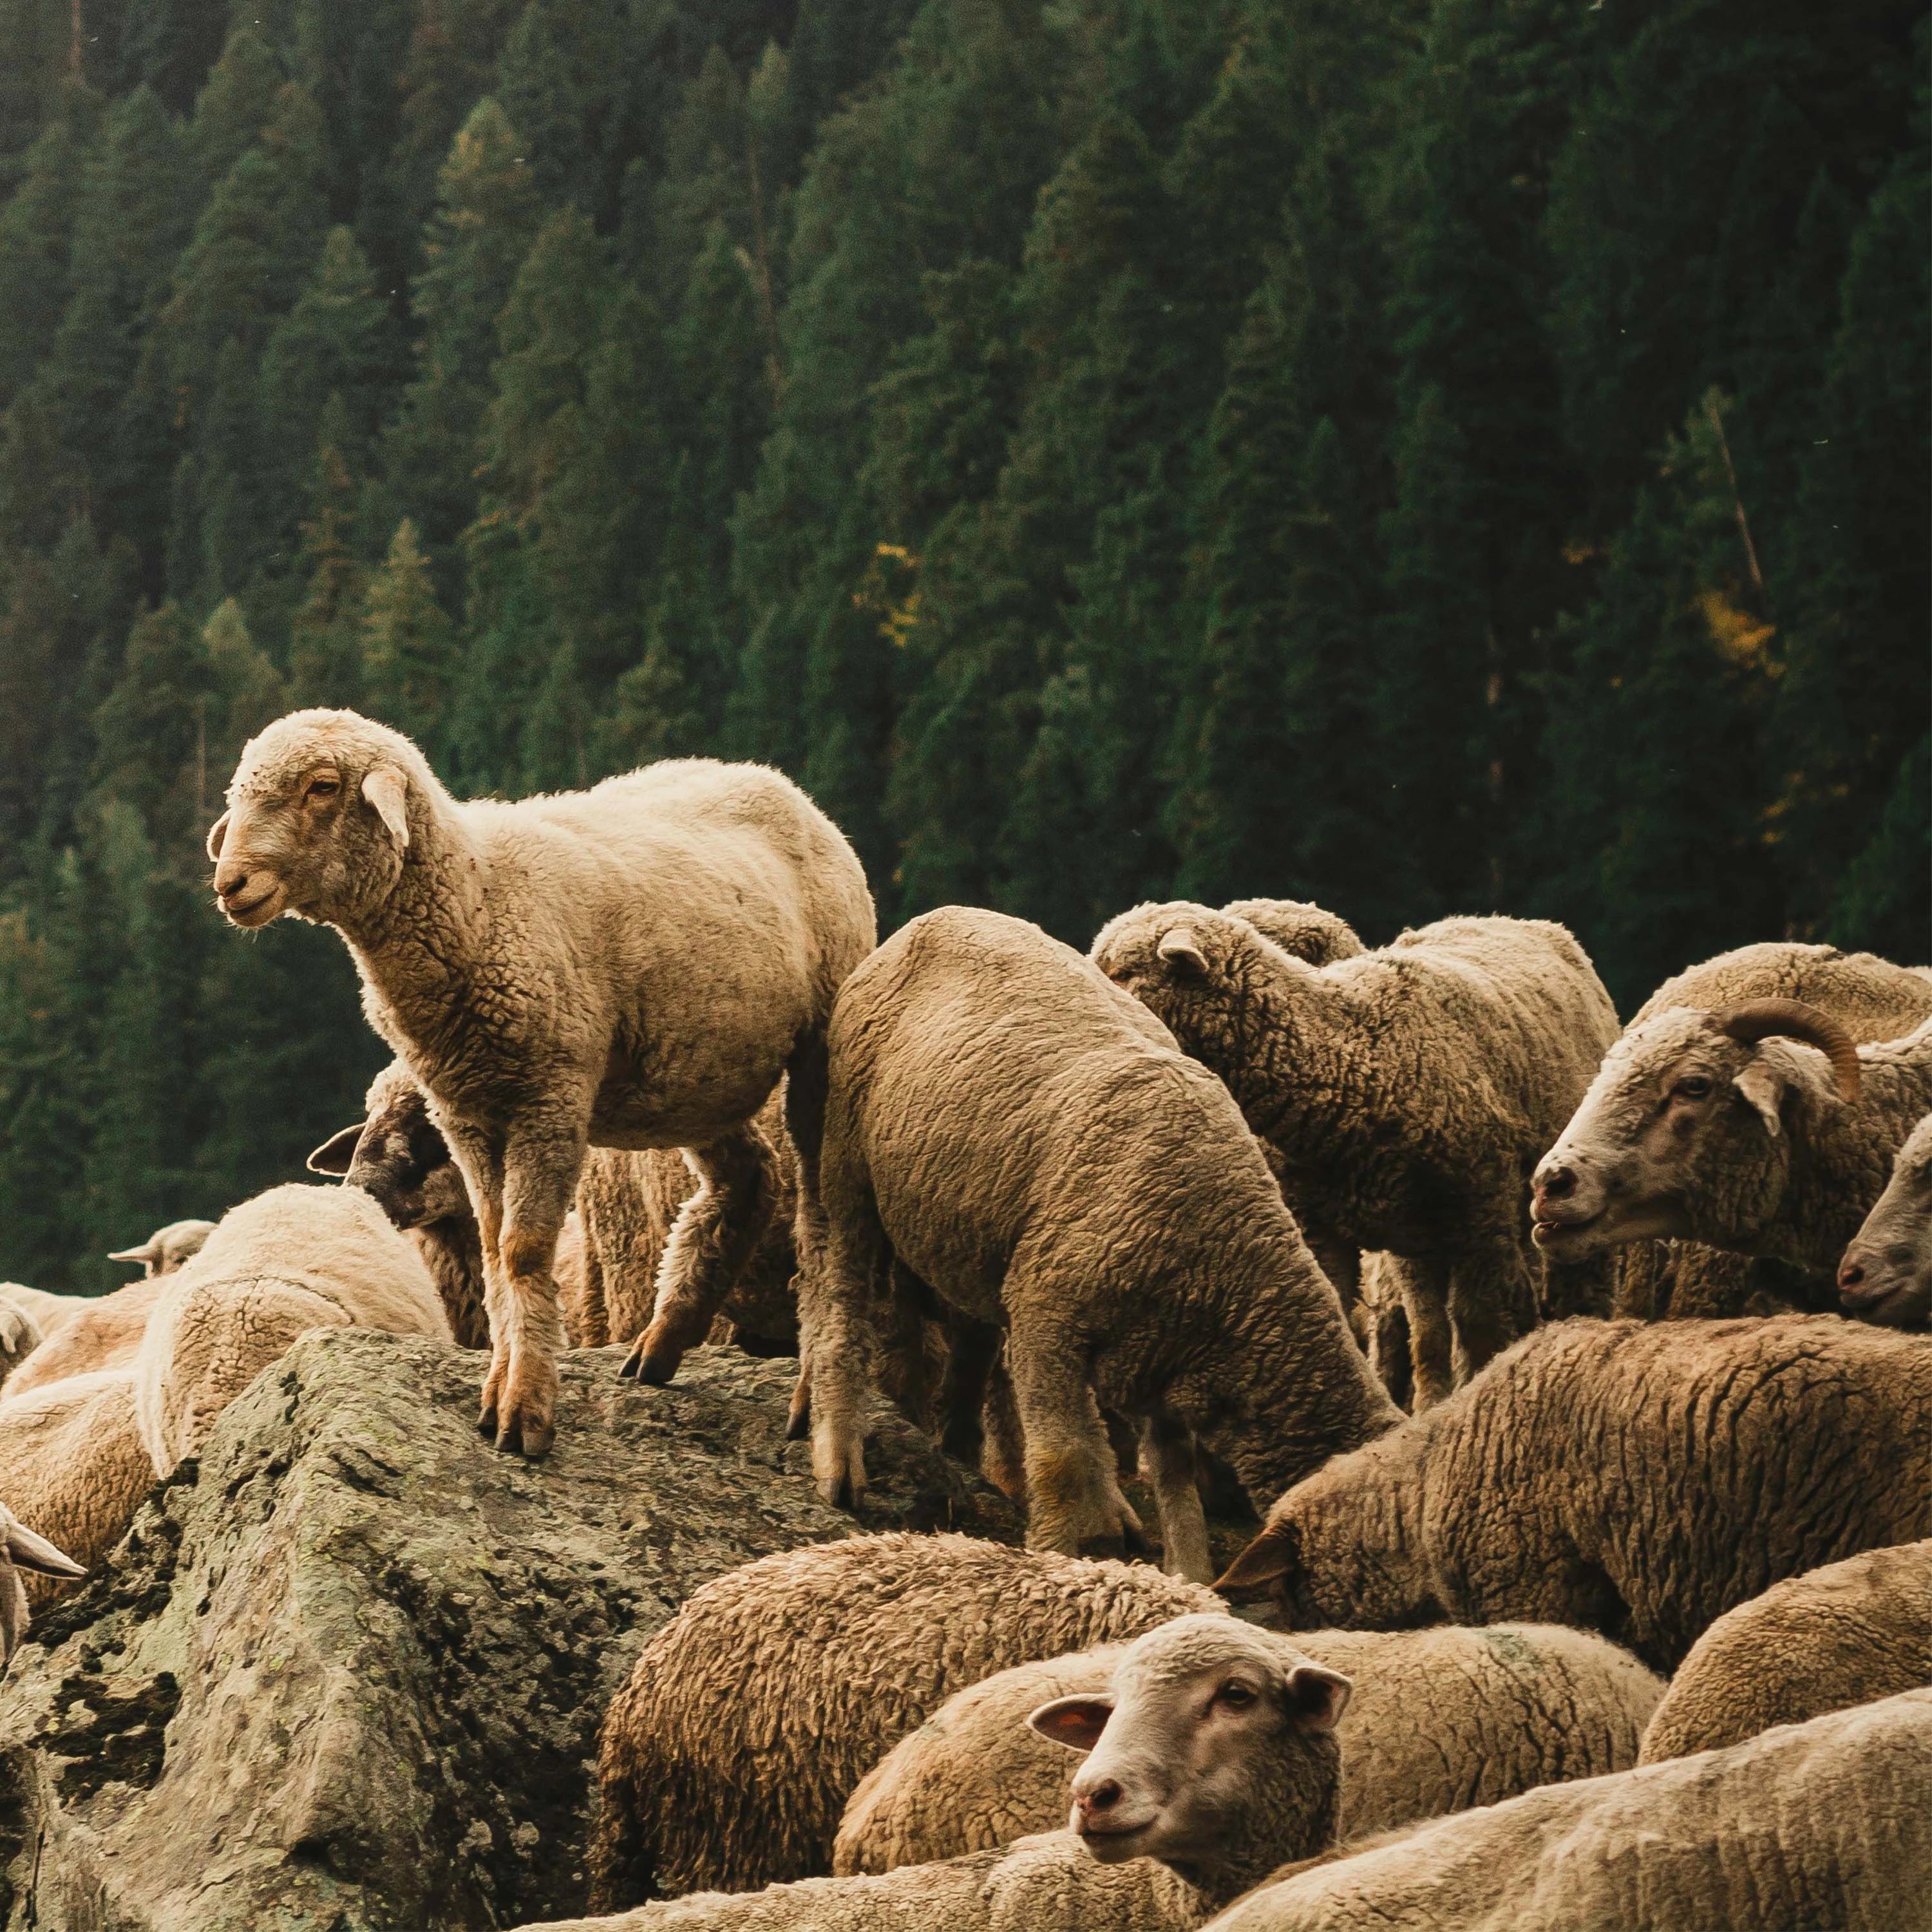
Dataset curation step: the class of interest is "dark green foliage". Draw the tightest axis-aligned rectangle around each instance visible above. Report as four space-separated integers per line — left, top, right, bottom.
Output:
0 0 1919 1283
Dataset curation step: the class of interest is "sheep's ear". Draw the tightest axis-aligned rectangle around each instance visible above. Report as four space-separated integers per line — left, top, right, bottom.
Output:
107 1239 161 1266
1734 1061 1785 1139
3 1520 84 1580
361 766 410 849
1283 1663 1351 1734
1028 1694 1115 1753
1215 1520 1296 1596
205 809 231 863
1157 925 1208 979
307 1125 363 1176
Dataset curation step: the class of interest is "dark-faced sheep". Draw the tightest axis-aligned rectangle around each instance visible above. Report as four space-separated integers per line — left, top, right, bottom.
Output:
805 907 1399 1564
1217 1316 1932 1672
1090 905 1616 1405
209 711 873 1454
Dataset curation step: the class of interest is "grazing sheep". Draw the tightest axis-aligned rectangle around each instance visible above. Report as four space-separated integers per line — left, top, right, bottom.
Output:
209 710 874 1455
107 1217 217 1279
1837 1111 1932 1328
1090 905 1616 1405
2 1276 163 1399
0 1501 84 1670
311 1060 605 1348
1531 1003 1932 1311
835 1619 1662 1873
589 1532 1222 1906
556 1615 1350 1932
0 1371 153 1607
133 1183 451 1477
805 909 1399 1566
1639 1539 1932 1764
1206 1688 1932 1932
1217 1316 1932 1672
1596 942 1932 1320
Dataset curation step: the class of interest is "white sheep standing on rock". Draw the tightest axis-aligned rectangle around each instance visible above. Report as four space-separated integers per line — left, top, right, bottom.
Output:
133 1182 452 1476
207 710 875 1454
1091 905 1617 1405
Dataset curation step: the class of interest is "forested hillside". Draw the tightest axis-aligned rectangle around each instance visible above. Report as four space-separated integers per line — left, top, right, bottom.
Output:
0 0 1923 1289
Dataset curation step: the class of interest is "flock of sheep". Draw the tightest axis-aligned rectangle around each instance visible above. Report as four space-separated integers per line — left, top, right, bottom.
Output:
0 705 1927 1931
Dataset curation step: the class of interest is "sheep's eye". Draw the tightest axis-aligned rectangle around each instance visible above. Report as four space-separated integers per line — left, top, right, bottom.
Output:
1215 1681 1257 1710
305 775 341 802
1674 1075 1712 1102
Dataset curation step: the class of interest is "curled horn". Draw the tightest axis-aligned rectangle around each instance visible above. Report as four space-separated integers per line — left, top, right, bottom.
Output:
1714 999 1862 1105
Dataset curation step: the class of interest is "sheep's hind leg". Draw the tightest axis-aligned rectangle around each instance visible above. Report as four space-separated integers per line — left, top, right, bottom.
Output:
1401 1256 1454 1412
1447 1237 1533 1389
1005 1306 1144 1560
1140 1405 1213 1584
627 1119 780 1385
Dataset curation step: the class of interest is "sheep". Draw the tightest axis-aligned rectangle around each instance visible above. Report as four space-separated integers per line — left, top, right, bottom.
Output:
1597 940 1932 1320
1 1276 162 1399
802 907 1400 1568
107 1217 218 1278
835 1619 1662 1873
1215 1315 1932 1673
0 1370 153 1610
209 712 874 1455
1638 1538 1932 1764
1205 1688 1932 1932
0 1501 84 1670
1218 901 1363 970
1090 905 1617 1406
1836 1110 1932 1327
553 1615 1350 1932
133 1182 451 1477
1530 1004 1932 1314
589 1531 1225 1906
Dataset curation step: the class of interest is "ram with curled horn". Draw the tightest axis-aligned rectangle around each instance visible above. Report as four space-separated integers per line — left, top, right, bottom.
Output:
1531 984 1932 1321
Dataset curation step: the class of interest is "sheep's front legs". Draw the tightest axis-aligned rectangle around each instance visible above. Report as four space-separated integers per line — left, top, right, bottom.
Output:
627 1119 781 1385
1005 1309 1144 1560
455 1119 582 1457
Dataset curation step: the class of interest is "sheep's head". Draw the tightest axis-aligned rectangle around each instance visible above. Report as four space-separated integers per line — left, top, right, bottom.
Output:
1530 999 1861 1260
208 709 429 931
309 1062 472 1232
1837 1112 1932 1330
1220 898 1365 969
1090 902 1262 1046
107 1217 215 1278
1028 1614 1347 1908
0 1504 84 1670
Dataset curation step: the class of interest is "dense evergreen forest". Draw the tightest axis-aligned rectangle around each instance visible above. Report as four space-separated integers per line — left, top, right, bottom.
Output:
0 0 1923 1289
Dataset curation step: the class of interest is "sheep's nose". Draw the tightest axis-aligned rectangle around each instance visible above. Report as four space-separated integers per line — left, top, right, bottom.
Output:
1839 1256 1867 1291
214 864 251 900
1077 1779 1124 1823
1537 1165 1577 1204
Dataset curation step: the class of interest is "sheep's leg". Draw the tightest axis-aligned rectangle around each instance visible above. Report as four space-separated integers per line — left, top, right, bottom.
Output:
1303 1218 1367 1354
1401 1256 1454 1411
1003 1307 1144 1560
1140 1406 1213 1584
980 1347 1027 1500
938 1314 1001 1466
627 1119 780 1385
1446 1238 1532 1389
873 1258 941 1434
446 1115 580 1457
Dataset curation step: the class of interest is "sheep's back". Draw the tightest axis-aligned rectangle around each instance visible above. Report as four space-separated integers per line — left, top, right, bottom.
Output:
1634 941 1932 1043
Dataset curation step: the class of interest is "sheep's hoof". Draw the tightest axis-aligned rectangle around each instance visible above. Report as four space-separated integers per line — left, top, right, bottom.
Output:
785 1386 811 1440
477 1402 498 1441
622 1338 681 1386
495 1412 554 1459
816 1472 864 1511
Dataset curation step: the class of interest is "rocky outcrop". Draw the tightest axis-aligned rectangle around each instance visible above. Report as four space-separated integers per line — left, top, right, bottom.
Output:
0 1333 1018 1932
